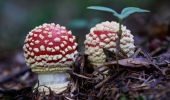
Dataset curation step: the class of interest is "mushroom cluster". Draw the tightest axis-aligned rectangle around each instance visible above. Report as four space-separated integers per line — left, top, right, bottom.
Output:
23 23 78 93
84 21 135 65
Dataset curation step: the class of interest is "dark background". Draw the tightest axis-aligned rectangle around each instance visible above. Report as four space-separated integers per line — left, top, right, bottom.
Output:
0 0 170 65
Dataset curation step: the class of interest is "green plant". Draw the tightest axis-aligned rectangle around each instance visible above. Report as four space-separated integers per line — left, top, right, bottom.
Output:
87 6 149 65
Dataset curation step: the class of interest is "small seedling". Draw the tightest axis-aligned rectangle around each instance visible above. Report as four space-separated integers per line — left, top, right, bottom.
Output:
87 6 150 65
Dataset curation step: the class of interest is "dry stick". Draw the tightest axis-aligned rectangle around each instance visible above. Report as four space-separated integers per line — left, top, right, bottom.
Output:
95 76 112 89
65 96 74 100
115 20 123 68
150 46 166 56
132 47 142 58
95 69 124 89
141 75 152 86
97 86 105 98
68 70 95 80
142 50 164 74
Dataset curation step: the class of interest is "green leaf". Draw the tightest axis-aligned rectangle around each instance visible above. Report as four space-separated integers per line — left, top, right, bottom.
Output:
120 7 150 19
87 6 119 17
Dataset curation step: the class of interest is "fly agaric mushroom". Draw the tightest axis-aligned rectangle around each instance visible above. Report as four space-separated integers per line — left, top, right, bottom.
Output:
23 23 78 94
84 21 135 65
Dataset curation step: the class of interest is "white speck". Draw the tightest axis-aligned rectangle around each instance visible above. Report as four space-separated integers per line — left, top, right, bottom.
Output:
99 42 105 47
68 46 72 50
61 51 65 55
30 42 34 46
54 37 61 42
38 25 42 29
48 32 52 35
54 46 60 50
95 24 104 31
68 31 72 34
100 34 106 39
40 45 45 51
36 56 41 61
73 45 76 49
63 41 67 45
44 40 49 44
65 48 68 52
90 28 95 33
58 55 62 59
23 45 26 50
46 55 52 60
43 31 48 34
87 36 93 41
31 52 34 56
74 43 78 46
61 36 68 40
53 55 58 60
93 34 97 38
28 37 32 41
51 23 55 26
46 47 52 52
29 32 33 36
60 43 64 48
61 30 66 33
33 48 39 52
27 51 31 55
61 57 67 61
48 42 53 46
105 44 110 48
24 53 28 58
61 26 66 29
45 28 49 31
24 39 28 43
43 23 48 27
48 34 52 38
86 34 89 39
37 29 42 32
52 48 55 52
29 47 32 51
35 40 40 44
56 24 60 27
69 38 73 42
109 41 116 46
108 33 113 37
104 38 110 42
39 34 44 39
91 40 97 45
25 43 29 48
73 36 76 40
34 34 38 37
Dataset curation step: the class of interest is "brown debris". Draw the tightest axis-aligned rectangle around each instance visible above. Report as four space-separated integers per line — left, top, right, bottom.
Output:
1 47 170 100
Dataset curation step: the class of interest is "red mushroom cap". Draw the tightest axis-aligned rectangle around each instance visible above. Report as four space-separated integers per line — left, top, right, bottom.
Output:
23 23 78 73
84 21 135 65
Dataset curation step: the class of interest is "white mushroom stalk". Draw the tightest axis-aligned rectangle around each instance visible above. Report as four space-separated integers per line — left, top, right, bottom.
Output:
23 23 78 94
84 21 135 65
38 72 69 94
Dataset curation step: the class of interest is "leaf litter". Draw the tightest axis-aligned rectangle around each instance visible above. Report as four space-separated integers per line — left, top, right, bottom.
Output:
0 47 170 100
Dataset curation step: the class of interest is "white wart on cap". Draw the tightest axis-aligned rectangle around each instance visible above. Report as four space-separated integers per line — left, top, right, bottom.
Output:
84 21 135 65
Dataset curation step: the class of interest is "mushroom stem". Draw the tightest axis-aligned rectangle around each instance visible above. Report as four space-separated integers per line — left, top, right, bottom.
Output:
38 72 69 94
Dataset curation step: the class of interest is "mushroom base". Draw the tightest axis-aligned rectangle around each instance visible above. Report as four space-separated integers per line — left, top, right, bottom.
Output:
37 72 69 94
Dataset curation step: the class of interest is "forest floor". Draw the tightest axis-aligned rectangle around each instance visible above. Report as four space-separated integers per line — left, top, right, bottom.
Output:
0 37 170 100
